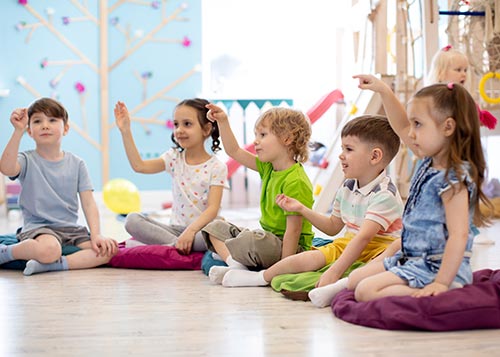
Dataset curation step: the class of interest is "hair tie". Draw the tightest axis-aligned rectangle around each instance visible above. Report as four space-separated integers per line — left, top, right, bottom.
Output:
447 82 454 90
442 45 452 52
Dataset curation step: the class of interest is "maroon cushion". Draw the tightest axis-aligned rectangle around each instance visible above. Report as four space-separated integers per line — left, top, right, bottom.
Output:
108 243 204 270
331 269 500 331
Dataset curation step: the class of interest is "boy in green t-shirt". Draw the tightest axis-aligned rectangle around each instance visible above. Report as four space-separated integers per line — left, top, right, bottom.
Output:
202 103 314 283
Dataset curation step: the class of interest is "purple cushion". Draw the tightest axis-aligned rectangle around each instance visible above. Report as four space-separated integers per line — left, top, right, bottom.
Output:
331 269 500 331
108 243 204 270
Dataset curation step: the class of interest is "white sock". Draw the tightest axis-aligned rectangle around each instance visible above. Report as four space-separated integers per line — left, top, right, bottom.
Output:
23 257 69 276
222 269 268 287
308 277 348 308
226 256 248 270
208 266 232 284
208 256 248 284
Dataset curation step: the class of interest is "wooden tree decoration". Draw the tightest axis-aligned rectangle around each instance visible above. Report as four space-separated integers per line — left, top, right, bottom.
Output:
14 0 198 186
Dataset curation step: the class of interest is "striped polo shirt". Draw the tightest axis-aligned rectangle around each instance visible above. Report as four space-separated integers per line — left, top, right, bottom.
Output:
332 170 403 237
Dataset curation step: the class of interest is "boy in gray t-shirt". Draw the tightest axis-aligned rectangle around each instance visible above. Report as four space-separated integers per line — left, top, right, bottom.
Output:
0 97 118 275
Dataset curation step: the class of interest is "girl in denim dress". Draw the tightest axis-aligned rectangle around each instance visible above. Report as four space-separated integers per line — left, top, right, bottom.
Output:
348 78 492 301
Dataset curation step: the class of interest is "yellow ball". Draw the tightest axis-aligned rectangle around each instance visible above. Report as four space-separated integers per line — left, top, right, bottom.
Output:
102 179 141 214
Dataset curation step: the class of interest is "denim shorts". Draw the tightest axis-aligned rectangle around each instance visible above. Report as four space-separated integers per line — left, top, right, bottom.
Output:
383 250 473 288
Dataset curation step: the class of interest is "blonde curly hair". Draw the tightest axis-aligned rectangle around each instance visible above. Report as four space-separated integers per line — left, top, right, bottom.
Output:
255 107 311 163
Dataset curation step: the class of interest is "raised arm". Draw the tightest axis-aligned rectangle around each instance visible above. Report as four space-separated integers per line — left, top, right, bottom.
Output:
0 108 28 177
206 103 257 171
353 74 412 147
114 101 165 174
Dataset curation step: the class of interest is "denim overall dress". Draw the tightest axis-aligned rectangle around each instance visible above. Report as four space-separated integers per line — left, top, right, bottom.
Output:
383 157 475 288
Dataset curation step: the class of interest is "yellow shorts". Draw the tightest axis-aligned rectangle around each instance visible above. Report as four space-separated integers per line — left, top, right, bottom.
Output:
315 232 397 265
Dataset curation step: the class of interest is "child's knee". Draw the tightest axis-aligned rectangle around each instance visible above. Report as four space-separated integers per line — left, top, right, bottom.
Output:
353 281 368 302
354 278 376 302
124 212 143 234
37 240 62 263
347 269 363 290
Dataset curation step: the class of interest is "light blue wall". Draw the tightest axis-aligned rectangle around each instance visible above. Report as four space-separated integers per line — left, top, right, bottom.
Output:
0 0 201 190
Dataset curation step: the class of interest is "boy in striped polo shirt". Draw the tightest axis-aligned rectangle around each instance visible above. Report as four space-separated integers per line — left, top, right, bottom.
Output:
221 115 404 291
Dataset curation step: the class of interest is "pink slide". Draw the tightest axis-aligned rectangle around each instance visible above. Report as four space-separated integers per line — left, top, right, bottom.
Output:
226 89 344 178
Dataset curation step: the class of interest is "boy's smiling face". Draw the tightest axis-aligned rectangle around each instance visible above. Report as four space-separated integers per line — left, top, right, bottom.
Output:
339 135 379 187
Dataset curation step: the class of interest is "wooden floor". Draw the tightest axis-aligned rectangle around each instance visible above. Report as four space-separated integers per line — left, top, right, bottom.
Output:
1 198 500 356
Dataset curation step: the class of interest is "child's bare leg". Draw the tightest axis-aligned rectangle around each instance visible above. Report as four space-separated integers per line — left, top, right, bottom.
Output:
264 250 326 281
11 235 62 263
23 241 113 276
354 271 415 301
346 260 386 290
66 241 114 269
208 236 248 284
222 250 326 287
210 237 230 261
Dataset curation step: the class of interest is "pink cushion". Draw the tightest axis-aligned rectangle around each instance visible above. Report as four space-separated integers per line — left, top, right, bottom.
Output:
108 243 204 270
331 269 500 331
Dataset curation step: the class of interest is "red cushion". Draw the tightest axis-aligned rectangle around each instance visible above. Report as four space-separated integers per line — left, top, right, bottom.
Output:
108 244 204 270
331 269 500 331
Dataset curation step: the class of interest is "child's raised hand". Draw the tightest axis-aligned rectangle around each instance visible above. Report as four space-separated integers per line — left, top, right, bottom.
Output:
275 194 302 213
205 103 228 123
352 74 387 93
114 101 131 132
10 108 28 131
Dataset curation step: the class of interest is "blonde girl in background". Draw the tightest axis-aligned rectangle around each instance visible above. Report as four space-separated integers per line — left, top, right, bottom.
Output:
427 45 497 130
426 45 469 86
114 99 228 255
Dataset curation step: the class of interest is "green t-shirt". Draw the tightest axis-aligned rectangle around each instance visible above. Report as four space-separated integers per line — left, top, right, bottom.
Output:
257 159 314 250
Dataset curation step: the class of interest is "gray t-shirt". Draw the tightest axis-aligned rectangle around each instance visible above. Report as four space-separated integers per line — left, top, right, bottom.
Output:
13 150 93 232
